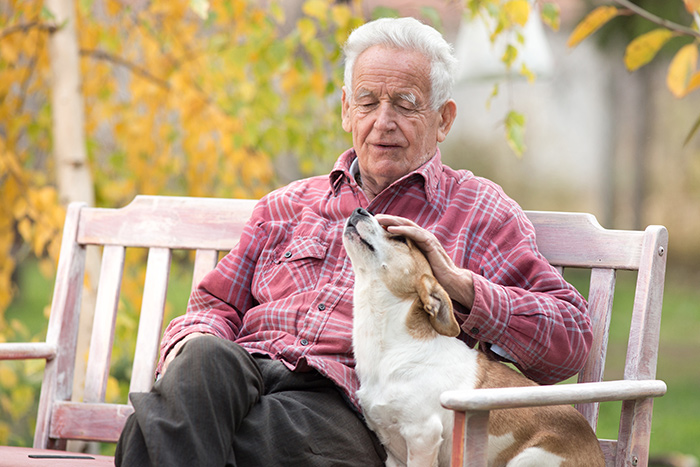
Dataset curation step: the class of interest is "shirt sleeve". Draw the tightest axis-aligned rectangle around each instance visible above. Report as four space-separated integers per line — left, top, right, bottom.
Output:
156 205 265 375
455 210 592 385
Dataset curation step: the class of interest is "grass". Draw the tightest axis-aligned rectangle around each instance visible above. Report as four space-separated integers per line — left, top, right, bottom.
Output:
2 260 699 461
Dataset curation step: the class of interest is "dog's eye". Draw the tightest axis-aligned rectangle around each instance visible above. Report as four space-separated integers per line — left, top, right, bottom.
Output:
390 235 407 244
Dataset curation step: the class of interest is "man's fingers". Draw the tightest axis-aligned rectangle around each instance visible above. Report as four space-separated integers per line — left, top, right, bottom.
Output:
375 213 416 228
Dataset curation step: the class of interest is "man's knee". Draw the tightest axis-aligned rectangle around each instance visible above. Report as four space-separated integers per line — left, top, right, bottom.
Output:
169 336 262 390
176 335 244 368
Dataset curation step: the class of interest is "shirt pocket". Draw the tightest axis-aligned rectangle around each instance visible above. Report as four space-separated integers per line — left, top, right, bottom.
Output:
253 236 329 303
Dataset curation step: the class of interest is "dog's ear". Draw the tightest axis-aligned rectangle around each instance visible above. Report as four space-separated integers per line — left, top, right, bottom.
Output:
417 274 460 337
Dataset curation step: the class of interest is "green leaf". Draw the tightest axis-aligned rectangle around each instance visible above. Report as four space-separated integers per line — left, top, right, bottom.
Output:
540 2 560 31
502 44 518 68
505 111 526 157
520 62 535 83
40 6 56 21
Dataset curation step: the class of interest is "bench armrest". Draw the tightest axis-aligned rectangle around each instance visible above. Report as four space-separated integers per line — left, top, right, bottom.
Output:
0 343 57 361
440 379 667 412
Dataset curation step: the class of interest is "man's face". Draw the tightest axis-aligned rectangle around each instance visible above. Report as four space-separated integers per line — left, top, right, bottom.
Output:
341 45 455 194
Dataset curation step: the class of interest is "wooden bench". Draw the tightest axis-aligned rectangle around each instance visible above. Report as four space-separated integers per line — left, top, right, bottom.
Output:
0 195 668 466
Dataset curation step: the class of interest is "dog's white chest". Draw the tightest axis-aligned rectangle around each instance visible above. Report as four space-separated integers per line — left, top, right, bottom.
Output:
354 330 480 466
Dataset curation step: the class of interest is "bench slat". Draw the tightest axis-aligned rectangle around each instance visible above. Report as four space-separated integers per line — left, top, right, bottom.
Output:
576 267 615 429
50 402 133 444
77 196 257 250
130 247 172 394
84 245 125 403
525 211 644 269
0 343 57 360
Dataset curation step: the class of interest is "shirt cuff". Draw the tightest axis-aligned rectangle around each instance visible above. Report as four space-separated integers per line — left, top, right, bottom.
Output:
459 272 510 345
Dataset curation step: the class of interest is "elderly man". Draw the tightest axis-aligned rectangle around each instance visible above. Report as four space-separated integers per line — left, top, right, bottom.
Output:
116 17 591 467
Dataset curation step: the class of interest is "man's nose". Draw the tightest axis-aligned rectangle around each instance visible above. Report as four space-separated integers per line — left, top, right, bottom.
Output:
374 103 397 131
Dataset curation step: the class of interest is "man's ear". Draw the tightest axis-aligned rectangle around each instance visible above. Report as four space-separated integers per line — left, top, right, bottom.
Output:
437 99 457 143
418 274 460 337
341 87 352 133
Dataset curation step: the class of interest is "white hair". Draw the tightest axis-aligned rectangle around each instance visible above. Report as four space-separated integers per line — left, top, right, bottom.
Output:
342 17 458 111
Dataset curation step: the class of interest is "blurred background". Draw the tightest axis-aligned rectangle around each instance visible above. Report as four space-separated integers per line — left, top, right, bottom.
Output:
1 0 698 464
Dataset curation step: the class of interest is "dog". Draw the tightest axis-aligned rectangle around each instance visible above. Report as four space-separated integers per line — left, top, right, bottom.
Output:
342 208 604 467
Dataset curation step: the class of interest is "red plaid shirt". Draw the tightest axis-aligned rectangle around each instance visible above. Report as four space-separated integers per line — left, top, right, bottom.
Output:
158 149 591 410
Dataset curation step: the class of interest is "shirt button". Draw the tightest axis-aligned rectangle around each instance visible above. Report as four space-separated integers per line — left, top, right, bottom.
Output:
284 251 292 258
470 327 479 335
300 339 309 346
317 303 326 311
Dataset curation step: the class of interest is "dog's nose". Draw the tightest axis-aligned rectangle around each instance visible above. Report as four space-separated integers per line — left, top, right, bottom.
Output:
354 208 372 217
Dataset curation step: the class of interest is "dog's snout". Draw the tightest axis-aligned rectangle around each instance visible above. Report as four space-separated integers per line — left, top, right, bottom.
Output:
354 208 372 217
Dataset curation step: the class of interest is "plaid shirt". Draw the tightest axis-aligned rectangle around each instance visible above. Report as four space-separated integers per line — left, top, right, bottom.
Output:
158 149 591 410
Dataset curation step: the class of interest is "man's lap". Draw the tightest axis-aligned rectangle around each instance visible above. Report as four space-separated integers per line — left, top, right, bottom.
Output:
117 336 385 466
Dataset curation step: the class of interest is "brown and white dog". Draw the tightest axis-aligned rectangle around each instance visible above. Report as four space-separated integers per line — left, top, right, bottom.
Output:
342 208 604 467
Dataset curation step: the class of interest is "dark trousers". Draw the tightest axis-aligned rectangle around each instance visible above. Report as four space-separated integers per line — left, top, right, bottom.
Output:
115 335 385 466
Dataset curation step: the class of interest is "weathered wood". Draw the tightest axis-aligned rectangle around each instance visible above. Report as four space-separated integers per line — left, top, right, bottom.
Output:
130 247 172 394
34 202 86 450
77 195 256 250
0 343 56 360
49 402 133 443
577 267 616 429
624 226 668 381
616 397 656 467
600 440 618 466
463 411 489 467
441 380 667 413
451 411 466 465
16 196 256 455
525 211 646 270
83 245 125 403
0 446 114 466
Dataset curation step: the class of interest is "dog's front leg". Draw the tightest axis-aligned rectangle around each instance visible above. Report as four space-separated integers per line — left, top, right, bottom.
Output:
403 415 443 467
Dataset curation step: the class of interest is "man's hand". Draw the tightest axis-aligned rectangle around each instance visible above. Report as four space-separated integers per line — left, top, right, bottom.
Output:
375 214 475 309
161 332 209 376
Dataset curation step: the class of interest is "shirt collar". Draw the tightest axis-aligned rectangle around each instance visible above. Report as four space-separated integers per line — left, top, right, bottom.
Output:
329 148 443 203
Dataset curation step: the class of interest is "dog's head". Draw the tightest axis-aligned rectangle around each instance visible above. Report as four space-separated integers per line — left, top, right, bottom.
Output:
343 208 460 338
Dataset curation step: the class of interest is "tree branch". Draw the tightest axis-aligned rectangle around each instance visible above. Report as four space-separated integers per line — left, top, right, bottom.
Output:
79 48 171 89
611 0 700 38
0 22 56 40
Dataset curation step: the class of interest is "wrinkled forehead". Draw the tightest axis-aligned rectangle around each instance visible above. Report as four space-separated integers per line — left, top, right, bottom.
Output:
350 46 432 100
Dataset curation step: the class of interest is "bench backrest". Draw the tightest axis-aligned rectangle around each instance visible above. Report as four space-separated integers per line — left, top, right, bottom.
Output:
526 211 668 465
33 195 256 448
4 196 668 461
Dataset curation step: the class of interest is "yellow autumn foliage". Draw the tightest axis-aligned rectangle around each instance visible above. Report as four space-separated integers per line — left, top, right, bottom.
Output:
667 43 699 98
567 6 620 48
624 29 675 72
569 1 700 143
